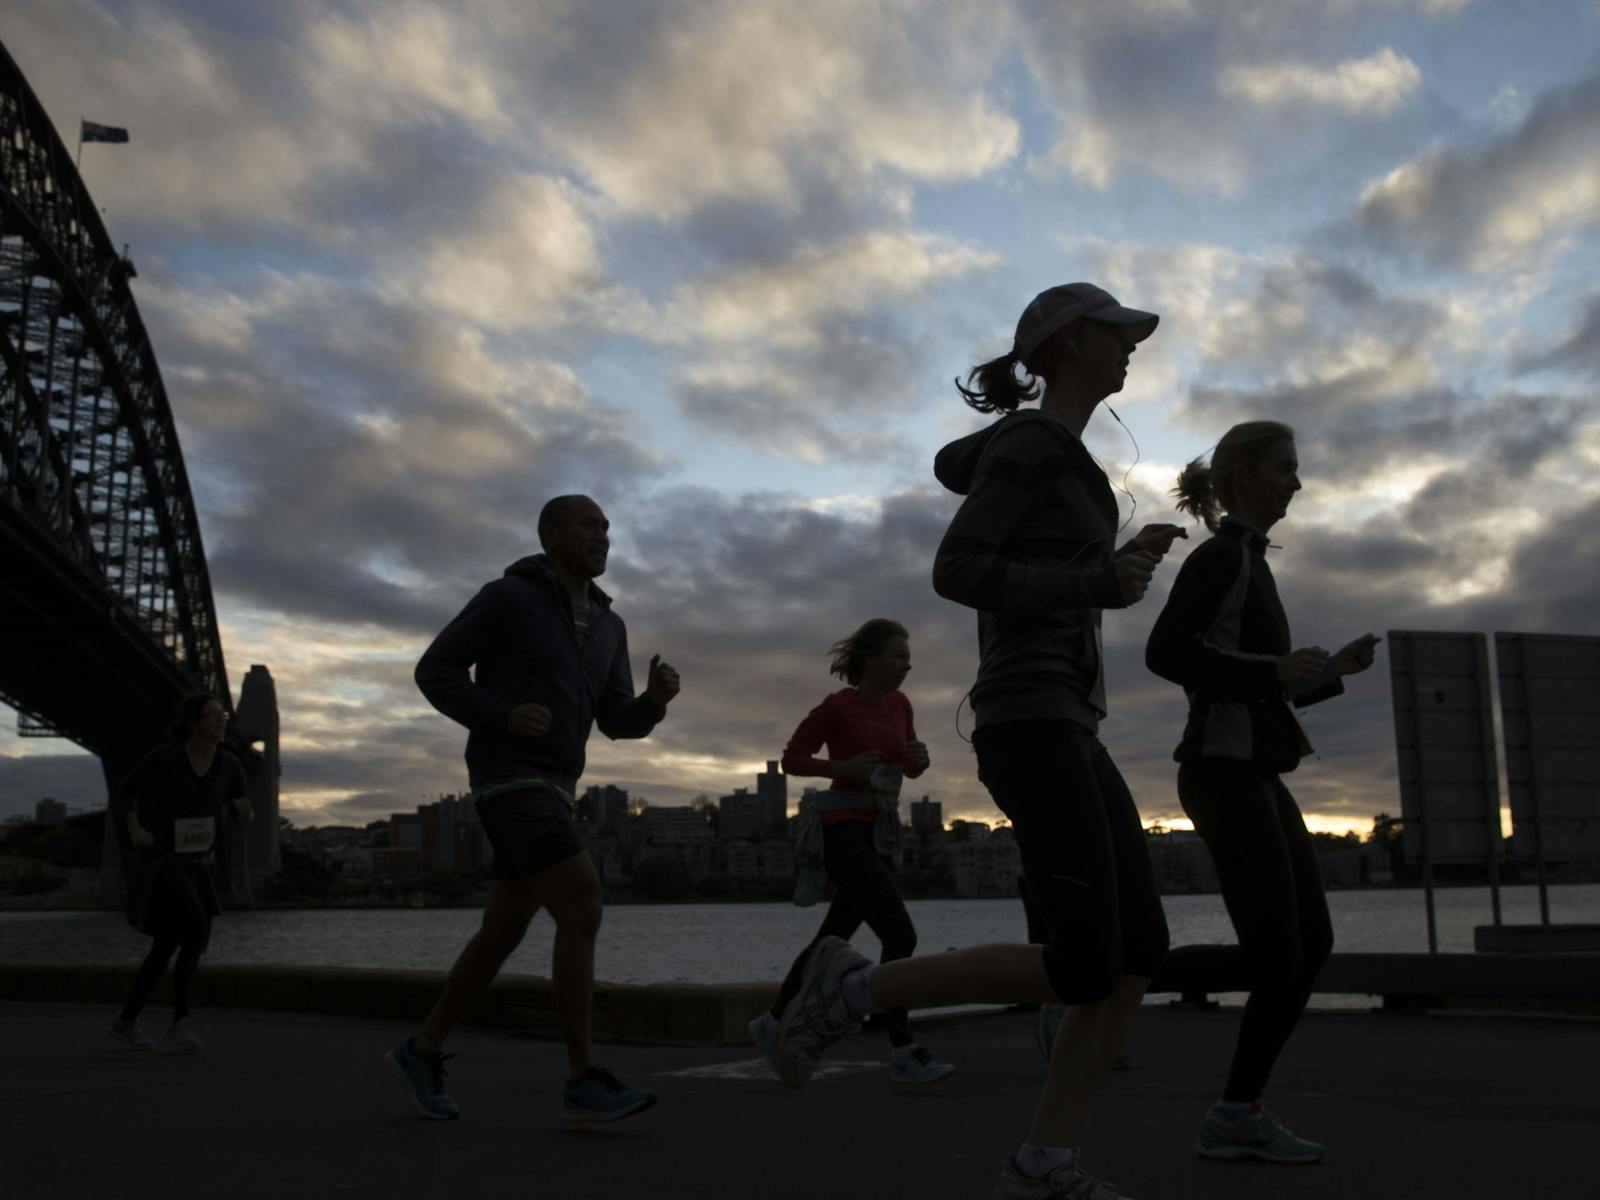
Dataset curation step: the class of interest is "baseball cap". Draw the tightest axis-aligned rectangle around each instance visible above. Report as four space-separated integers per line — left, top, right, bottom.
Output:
1013 283 1159 362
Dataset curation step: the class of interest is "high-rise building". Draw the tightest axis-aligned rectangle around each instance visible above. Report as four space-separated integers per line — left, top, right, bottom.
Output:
34 797 66 825
418 794 484 871
233 664 282 890
640 804 714 845
757 760 787 837
584 784 631 835
719 787 768 841
909 795 943 840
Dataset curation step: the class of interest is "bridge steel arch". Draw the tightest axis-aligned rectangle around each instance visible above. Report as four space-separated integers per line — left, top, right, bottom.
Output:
0 41 246 892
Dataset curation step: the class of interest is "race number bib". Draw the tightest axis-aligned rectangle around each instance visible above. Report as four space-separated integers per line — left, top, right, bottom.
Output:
173 817 216 854
868 764 904 802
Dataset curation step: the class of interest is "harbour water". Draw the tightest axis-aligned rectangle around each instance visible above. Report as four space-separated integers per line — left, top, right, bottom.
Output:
3 884 1595 1007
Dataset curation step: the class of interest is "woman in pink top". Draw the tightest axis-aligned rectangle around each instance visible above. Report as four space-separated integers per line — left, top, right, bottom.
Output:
749 619 954 1085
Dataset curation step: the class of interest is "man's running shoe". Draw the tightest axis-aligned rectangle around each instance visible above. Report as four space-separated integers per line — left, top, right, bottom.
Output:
774 935 870 1090
748 1012 782 1079
992 1154 1129 1198
889 1043 956 1084
384 1036 460 1120
165 1018 204 1053
1196 1106 1323 1163
109 1019 154 1051
562 1066 656 1123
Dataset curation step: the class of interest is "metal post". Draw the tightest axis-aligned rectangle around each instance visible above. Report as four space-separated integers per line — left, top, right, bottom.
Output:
1476 634 1503 926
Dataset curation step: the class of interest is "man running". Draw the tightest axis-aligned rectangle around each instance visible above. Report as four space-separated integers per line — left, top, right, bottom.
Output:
386 494 681 1123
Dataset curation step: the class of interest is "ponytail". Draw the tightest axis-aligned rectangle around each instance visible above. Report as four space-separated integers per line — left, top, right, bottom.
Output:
1172 420 1296 533
954 350 1041 414
1172 457 1221 532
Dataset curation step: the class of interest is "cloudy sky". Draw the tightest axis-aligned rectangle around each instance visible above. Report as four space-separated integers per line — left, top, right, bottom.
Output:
3 0 1598 836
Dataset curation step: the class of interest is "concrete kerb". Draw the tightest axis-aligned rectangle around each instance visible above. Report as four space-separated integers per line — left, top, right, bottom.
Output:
0 963 778 1045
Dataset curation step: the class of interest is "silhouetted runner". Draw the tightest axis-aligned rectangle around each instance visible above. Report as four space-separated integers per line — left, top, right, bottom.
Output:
111 692 251 1053
752 619 953 1085
1147 421 1380 1165
773 283 1184 1200
385 494 680 1123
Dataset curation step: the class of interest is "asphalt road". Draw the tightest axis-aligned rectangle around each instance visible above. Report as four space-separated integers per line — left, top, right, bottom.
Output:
4 1000 1597 1199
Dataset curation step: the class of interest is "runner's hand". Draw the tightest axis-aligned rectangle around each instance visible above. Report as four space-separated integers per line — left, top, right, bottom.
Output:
835 751 883 782
1114 550 1159 605
1277 647 1330 688
232 797 254 825
129 822 155 849
506 703 553 738
904 740 930 772
1329 633 1382 677
646 654 680 707
1132 523 1188 558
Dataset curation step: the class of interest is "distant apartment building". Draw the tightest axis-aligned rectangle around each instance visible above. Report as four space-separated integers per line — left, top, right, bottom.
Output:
640 804 714 845
34 797 66 825
724 839 796 881
719 787 769 841
418 794 488 871
949 818 992 842
1144 829 1220 893
583 784 631 837
757 760 787 836
909 796 943 841
943 827 1020 897
372 847 421 878
389 812 422 854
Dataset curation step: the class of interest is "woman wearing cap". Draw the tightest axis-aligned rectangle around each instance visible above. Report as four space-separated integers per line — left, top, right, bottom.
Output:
771 283 1184 1200
749 618 954 1085
1145 422 1380 1165
110 692 252 1052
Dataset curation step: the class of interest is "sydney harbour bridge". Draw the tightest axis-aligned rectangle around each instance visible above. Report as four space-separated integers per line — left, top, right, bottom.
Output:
0 41 278 899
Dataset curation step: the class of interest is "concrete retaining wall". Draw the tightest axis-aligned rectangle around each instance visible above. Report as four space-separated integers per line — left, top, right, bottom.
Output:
7 950 1598 1043
0 963 779 1045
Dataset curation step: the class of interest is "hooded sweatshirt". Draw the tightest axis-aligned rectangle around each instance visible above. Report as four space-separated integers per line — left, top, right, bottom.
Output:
932 410 1135 732
415 554 664 798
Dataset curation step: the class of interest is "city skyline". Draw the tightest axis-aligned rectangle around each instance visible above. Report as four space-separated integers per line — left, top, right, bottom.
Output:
2 2 1599 837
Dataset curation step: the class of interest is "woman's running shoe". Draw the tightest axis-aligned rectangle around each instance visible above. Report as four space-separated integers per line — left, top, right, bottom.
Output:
1196 1106 1323 1163
748 1012 783 1078
561 1066 656 1123
992 1154 1129 1198
384 1036 460 1120
109 1019 154 1051
165 1018 204 1053
774 935 871 1089
889 1043 956 1084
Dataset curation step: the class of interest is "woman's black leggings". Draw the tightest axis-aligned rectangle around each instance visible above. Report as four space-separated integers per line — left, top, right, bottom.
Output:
1163 762 1334 1102
975 721 1169 1004
120 872 209 1023
772 820 918 1048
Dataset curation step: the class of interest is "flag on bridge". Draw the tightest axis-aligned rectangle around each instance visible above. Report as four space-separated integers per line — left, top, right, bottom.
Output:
80 120 129 144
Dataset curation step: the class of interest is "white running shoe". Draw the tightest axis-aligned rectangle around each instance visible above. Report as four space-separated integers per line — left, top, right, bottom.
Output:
889 1043 956 1084
992 1154 1128 1199
109 1019 154 1051
774 935 870 1090
165 1018 203 1053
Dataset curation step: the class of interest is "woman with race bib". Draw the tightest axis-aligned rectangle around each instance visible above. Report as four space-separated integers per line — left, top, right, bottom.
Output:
110 692 252 1052
749 618 954 1085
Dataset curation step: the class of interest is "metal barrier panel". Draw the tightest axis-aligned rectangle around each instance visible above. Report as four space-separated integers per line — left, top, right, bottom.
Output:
1494 632 1600 864
1388 631 1503 864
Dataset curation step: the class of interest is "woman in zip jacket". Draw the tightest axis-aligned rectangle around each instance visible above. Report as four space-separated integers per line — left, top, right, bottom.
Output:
1145 420 1379 1166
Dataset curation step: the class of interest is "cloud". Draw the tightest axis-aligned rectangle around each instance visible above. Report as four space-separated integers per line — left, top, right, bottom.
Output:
1221 47 1423 115
1515 292 1600 379
522 0 1020 219
1355 65 1600 270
